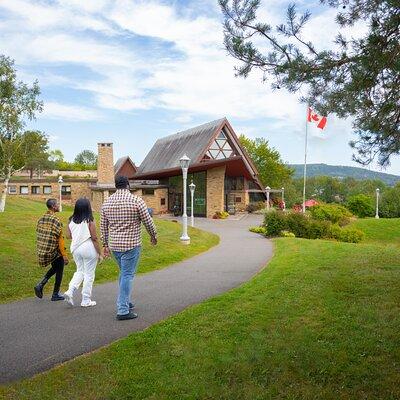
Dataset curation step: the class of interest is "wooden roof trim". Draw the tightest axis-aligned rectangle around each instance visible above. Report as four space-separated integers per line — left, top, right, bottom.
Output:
196 117 228 163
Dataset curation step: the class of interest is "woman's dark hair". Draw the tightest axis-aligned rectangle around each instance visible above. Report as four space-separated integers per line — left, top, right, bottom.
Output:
70 198 94 224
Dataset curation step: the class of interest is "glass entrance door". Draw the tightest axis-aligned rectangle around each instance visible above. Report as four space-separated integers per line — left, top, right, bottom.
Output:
168 171 207 217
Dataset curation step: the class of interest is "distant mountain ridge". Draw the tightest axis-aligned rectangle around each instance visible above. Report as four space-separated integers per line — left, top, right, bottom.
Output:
289 163 400 186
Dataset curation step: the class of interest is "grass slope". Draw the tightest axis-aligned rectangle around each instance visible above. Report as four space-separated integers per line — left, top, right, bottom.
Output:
1 219 399 399
350 217 400 245
0 198 219 303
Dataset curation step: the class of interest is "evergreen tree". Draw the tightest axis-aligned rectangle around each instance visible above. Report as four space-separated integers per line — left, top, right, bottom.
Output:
219 0 400 166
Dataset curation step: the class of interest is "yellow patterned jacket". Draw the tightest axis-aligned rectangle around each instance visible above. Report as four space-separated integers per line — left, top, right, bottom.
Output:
36 211 66 267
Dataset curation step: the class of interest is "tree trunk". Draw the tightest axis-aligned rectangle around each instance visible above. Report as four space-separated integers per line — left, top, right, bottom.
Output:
0 174 10 212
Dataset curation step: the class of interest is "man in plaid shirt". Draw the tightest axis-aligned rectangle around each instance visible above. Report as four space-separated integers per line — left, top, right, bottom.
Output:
101 175 157 320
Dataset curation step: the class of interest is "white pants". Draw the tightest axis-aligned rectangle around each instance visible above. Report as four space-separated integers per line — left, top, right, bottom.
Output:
67 240 98 303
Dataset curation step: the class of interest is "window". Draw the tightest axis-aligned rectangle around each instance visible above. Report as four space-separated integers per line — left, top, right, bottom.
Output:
31 186 40 194
20 186 29 195
61 186 71 195
8 186 17 194
225 176 244 191
143 188 155 195
43 186 52 194
235 197 242 203
202 129 236 161
160 198 166 206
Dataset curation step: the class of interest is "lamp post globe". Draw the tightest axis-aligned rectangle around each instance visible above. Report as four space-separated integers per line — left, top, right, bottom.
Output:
58 176 63 212
265 186 271 211
375 188 380 219
179 155 191 244
189 181 196 227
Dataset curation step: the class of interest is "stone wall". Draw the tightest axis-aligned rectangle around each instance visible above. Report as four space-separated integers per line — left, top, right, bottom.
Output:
134 188 168 214
91 188 168 215
91 190 106 212
0 180 93 207
206 165 226 218
228 190 247 212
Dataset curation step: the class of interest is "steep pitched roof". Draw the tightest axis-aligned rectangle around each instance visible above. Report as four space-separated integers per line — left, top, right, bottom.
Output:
137 118 226 174
114 156 137 176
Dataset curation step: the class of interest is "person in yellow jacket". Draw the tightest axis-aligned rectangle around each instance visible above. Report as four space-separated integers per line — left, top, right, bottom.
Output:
34 198 69 301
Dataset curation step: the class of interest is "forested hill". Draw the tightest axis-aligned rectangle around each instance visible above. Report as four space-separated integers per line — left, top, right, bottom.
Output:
289 164 400 186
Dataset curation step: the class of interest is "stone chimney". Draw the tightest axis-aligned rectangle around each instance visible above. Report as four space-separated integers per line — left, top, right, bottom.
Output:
97 143 114 186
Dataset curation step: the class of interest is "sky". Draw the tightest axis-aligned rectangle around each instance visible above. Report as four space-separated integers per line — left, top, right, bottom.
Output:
0 0 399 175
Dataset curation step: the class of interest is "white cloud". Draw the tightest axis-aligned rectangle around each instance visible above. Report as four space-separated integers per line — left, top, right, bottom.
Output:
43 102 103 121
1 0 391 170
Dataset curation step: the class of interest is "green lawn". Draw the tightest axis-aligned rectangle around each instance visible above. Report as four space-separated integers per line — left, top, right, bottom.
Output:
0 197 219 303
1 218 399 399
350 217 400 245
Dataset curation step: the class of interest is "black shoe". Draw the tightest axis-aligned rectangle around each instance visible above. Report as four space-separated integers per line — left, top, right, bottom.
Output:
51 293 65 301
116 311 138 321
129 302 135 310
34 277 48 299
34 284 43 299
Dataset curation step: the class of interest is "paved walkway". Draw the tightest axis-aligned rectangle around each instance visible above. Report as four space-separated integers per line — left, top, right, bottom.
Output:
0 215 273 383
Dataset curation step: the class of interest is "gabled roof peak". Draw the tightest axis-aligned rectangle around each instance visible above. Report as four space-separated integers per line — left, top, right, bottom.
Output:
138 118 227 174
156 118 226 144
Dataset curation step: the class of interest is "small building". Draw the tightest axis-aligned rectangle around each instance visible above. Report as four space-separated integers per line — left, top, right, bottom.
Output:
0 118 265 217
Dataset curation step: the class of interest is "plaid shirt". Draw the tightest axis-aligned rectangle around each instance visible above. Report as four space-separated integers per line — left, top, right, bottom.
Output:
100 189 157 252
36 211 63 267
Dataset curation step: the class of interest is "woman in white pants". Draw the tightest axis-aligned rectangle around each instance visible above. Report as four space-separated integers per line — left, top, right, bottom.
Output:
64 198 102 307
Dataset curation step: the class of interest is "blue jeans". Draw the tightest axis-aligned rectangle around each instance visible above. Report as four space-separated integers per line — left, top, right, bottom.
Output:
113 247 141 315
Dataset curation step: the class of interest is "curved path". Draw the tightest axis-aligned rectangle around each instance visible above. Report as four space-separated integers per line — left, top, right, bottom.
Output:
0 214 273 383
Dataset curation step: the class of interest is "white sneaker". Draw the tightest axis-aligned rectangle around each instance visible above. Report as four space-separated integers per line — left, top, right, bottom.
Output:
81 300 96 307
64 291 74 306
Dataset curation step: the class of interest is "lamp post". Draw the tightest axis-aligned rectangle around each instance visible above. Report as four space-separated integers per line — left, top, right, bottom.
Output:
179 155 190 244
58 176 63 212
189 180 196 227
265 186 271 211
282 187 285 211
375 188 380 219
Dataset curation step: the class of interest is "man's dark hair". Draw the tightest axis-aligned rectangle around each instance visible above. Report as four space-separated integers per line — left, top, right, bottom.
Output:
46 198 57 210
115 175 130 189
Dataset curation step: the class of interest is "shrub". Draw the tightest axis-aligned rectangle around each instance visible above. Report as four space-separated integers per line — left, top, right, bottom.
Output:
246 202 265 213
264 211 286 236
213 211 229 219
280 230 295 238
285 212 310 238
338 227 365 243
346 194 374 218
308 220 332 239
329 224 342 240
309 203 352 226
249 226 267 235
380 184 400 218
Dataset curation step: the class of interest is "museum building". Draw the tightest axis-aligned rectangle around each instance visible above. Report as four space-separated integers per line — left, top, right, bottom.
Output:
1 118 266 218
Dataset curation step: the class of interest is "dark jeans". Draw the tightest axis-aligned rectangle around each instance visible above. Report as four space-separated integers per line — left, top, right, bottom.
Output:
43 256 64 294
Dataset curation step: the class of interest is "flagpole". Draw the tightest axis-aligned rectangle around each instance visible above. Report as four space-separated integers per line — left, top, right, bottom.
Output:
302 106 308 213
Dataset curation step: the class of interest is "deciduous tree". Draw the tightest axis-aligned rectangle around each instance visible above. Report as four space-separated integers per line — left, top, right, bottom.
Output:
0 56 43 212
239 135 293 187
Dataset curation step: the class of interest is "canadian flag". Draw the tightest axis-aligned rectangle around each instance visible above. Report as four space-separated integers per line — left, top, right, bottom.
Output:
307 107 327 129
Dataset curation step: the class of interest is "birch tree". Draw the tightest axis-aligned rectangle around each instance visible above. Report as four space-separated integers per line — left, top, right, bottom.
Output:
0 56 43 212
